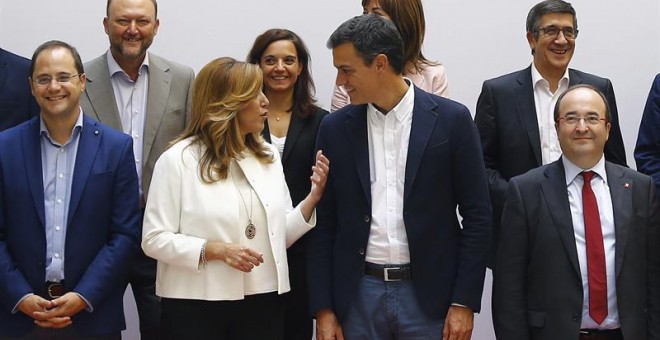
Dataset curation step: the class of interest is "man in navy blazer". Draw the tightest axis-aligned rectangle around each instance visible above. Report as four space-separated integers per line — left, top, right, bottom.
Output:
307 15 491 340
0 41 141 338
474 0 627 267
635 74 660 199
0 48 38 131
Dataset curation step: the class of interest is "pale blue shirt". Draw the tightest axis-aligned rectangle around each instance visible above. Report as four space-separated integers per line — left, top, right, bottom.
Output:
41 110 83 282
107 50 149 196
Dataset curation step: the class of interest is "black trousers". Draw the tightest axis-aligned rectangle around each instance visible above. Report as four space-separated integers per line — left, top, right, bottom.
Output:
283 251 313 340
128 248 161 340
0 327 119 340
161 292 285 340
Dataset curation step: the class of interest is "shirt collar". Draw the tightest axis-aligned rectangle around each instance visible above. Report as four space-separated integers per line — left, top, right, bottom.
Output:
367 77 415 122
40 108 84 144
106 49 150 78
562 154 608 186
531 63 570 89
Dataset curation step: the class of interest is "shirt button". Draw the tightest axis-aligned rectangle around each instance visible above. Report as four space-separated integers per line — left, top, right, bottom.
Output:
55 226 61 231
54 253 60 258
135 159 140 163
56 198 63 204
58 173 64 178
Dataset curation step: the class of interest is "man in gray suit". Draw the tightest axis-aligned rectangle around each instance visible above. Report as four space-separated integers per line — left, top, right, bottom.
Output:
493 84 660 339
79 0 194 338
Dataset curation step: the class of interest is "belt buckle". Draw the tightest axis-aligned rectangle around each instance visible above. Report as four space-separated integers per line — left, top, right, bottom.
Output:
47 283 64 299
384 267 401 281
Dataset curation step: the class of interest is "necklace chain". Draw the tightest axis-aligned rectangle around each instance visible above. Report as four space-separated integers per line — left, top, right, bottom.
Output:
233 171 256 239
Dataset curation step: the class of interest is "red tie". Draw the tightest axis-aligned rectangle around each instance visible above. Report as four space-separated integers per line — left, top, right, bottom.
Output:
581 171 607 324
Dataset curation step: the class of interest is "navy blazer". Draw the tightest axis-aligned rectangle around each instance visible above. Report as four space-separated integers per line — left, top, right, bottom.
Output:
0 115 141 337
635 73 660 199
0 48 38 132
307 87 492 321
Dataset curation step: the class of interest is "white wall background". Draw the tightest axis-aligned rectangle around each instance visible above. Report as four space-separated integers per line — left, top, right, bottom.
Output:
2 1 659 339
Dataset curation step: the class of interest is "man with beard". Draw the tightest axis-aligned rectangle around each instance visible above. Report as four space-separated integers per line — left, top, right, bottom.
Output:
80 0 194 338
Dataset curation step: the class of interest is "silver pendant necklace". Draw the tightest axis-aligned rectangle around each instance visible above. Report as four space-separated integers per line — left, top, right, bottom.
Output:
234 176 256 239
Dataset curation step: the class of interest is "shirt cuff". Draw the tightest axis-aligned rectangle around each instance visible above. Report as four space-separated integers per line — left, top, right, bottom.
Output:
75 292 93 312
12 293 34 313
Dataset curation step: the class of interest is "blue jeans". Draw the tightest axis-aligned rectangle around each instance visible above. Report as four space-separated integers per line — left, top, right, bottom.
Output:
342 275 445 340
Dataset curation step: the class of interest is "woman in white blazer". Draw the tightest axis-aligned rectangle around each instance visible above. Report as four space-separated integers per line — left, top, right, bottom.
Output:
141 57 329 340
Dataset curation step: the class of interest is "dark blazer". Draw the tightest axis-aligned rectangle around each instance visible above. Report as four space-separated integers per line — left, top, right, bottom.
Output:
307 87 492 321
0 48 38 131
493 159 660 340
80 52 194 196
635 73 660 199
0 115 142 337
475 66 628 265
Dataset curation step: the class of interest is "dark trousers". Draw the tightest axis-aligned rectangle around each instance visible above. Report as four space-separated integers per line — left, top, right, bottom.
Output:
161 292 285 340
283 252 313 340
0 327 119 340
128 249 161 340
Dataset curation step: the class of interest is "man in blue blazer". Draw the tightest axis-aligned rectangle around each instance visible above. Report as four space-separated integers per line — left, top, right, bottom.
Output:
0 48 38 131
0 41 141 338
635 74 660 199
307 15 491 340
474 0 627 267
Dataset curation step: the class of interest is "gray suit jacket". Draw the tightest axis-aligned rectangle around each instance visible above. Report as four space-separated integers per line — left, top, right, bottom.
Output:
80 52 194 196
493 159 660 340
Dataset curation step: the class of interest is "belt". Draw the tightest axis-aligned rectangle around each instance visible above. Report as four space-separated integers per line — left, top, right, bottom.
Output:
579 328 623 340
364 262 412 281
45 281 67 299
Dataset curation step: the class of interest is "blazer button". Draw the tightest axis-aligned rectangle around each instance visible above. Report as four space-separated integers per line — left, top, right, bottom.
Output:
363 215 370 223
358 248 365 255
572 313 579 321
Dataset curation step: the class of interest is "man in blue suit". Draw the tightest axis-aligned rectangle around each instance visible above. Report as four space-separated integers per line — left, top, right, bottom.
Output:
0 48 38 131
307 14 491 340
0 40 141 339
635 74 660 199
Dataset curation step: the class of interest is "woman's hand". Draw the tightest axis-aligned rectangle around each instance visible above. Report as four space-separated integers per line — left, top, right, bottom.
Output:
206 242 264 272
309 150 330 204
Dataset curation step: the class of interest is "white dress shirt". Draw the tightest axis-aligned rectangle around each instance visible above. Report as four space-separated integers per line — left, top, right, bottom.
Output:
562 156 619 329
532 64 569 165
365 79 414 265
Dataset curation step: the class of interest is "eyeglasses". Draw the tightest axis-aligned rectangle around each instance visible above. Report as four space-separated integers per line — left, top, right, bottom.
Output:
557 115 606 126
536 26 578 39
32 74 80 87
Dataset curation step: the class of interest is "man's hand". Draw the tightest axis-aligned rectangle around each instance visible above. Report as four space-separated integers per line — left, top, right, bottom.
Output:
316 309 344 340
32 292 87 328
442 305 474 340
18 294 53 319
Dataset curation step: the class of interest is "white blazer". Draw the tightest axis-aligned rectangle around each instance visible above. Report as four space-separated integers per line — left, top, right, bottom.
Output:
142 138 315 301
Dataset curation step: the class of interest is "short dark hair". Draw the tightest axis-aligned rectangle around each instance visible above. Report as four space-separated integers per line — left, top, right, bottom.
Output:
327 14 405 74
526 0 577 39
247 29 317 118
30 40 84 77
106 0 158 17
554 84 611 122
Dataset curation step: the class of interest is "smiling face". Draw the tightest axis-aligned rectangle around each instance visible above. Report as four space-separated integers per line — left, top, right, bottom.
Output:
259 40 302 95
237 91 269 137
333 42 383 106
31 47 86 123
104 0 159 63
527 12 575 78
555 87 610 167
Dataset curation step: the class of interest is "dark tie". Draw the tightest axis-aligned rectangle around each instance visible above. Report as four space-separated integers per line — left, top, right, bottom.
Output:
581 171 607 324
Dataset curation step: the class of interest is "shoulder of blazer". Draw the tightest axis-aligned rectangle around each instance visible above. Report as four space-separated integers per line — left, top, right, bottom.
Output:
148 53 194 78
83 54 110 82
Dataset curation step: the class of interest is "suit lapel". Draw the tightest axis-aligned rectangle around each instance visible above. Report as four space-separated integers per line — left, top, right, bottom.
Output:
605 163 632 279
84 54 122 129
22 120 46 227
541 160 582 278
143 54 171 167
282 112 304 164
404 88 437 202
345 105 371 205
68 117 102 223
515 67 542 166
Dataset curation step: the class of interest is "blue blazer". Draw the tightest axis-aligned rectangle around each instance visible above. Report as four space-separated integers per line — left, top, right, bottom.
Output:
307 87 492 321
0 115 141 337
635 73 660 199
0 48 38 132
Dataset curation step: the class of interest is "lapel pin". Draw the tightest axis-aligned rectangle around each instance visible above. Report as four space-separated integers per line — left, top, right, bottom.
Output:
624 183 630 188
94 130 99 135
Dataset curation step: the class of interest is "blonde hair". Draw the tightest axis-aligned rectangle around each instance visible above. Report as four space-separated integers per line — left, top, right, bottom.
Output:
174 57 273 182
